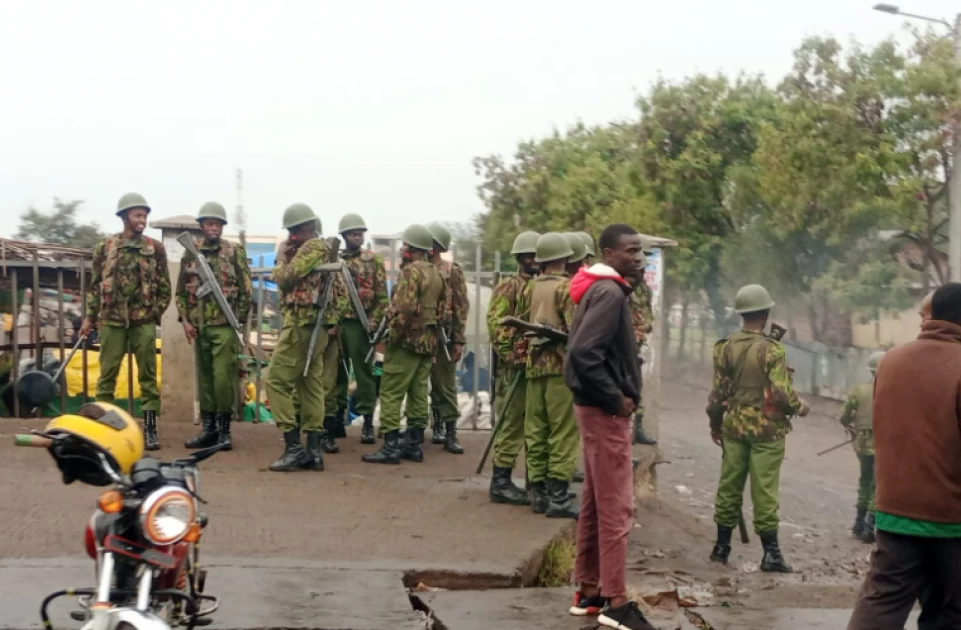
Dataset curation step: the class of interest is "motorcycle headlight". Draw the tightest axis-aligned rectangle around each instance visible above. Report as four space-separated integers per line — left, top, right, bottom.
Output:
139 487 195 545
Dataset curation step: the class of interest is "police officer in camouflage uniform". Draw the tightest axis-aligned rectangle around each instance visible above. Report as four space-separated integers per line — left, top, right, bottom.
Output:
363 225 447 465
706 284 809 572
840 351 885 544
486 230 540 505
265 204 342 472
178 202 252 451
427 223 468 455
335 213 388 445
81 193 171 451
522 232 579 519
629 238 657 446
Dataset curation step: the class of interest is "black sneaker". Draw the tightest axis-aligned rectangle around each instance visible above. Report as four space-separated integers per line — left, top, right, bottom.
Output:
569 591 607 616
598 601 656 630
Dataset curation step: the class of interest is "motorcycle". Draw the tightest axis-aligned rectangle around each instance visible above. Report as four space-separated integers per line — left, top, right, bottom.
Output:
15 431 223 630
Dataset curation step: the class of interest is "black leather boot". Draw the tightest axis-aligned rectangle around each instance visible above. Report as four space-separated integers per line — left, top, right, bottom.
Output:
489 466 531 505
852 506 867 538
217 413 232 451
545 479 579 519
402 426 425 462
709 525 733 564
334 408 348 438
304 431 325 471
633 413 657 445
443 422 464 454
759 531 793 573
431 409 445 444
185 412 218 449
269 430 312 472
361 414 376 444
362 429 403 464
531 481 548 514
322 417 340 454
857 512 876 544
143 411 160 451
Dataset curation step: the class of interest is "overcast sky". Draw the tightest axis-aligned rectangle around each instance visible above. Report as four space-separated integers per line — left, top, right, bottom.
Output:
1 0 956 240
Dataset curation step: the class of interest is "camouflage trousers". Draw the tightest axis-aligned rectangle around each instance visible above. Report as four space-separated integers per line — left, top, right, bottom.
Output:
857 453 876 512
714 438 785 534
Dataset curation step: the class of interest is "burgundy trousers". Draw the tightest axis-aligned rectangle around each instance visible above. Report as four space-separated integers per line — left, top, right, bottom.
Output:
573 405 634 599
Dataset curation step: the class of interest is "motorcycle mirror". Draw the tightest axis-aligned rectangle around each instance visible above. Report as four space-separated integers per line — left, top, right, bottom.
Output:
97 452 127 487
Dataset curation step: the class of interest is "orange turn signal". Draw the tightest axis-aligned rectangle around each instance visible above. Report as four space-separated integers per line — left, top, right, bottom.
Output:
183 522 202 544
98 490 124 514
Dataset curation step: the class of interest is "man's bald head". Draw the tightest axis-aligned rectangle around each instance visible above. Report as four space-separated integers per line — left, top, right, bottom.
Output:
920 290 935 326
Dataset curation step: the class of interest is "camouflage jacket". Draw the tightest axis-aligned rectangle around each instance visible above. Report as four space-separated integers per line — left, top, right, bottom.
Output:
630 282 654 344
273 237 343 328
336 248 388 327
175 237 252 328
840 382 874 456
386 259 447 355
487 271 534 367
521 271 573 379
435 259 469 345
86 234 172 327
706 329 802 442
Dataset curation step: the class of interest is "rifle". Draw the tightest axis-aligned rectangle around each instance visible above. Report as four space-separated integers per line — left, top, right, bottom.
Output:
499 316 568 343
303 237 343 378
476 369 523 474
365 316 389 364
438 325 453 362
817 438 855 457
340 264 372 333
177 232 244 340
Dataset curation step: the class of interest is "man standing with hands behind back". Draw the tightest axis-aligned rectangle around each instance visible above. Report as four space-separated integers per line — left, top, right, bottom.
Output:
564 224 654 630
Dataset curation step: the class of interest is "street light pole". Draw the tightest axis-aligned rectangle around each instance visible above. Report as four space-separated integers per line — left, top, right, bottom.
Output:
875 4 961 281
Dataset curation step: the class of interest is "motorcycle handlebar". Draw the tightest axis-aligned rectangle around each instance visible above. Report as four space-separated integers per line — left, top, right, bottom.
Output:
14 434 51 448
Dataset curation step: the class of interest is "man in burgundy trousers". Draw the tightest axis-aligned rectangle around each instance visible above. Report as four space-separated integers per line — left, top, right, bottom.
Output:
564 224 654 630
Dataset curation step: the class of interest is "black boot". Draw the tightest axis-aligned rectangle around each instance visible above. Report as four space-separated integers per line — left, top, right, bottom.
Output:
362 429 403 464
759 531 793 573
633 413 657 445
304 431 325 471
571 469 585 483
217 413 232 451
444 422 464 454
143 410 160 451
852 506 867 537
531 481 548 514
402 426 425 462
269 430 312 472
185 412 218 449
857 512 876 544
489 466 531 505
431 409 445 445
709 525 733 564
334 408 348 438
361 414 376 444
322 417 340 454
545 479 579 519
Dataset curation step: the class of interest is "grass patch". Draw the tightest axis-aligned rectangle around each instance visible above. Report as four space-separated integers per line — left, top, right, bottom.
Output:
534 533 575 587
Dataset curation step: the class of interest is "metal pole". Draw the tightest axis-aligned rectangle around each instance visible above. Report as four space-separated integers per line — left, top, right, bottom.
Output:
11 269 19 418
32 253 40 417
472 244 481 429
127 340 134 416
255 258 266 423
57 269 66 413
79 262 88 405
951 13 961 282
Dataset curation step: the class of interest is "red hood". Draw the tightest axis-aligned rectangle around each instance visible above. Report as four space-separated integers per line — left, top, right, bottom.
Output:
570 264 630 304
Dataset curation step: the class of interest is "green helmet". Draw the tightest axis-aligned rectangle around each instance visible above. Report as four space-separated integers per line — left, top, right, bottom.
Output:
867 351 885 373
403 224 435 251
197 201 228 224
535 232 575 263
641 236 655 255
510 230 541 255
338 213 367 234
564 233 588 264
428 223 452 252
116 192 150 217
734 284 775 315
283 203 320 231
578 232 596 257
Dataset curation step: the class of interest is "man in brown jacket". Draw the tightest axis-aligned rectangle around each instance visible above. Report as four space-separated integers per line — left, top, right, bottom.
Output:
848 282 961 630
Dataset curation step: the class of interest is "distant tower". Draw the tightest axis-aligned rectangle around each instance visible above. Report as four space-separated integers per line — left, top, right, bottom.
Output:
235 168 245 233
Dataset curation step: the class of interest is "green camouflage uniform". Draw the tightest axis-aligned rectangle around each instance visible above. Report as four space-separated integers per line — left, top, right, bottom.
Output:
522 271 578 484
335 248 388 416
630 282 654 415
431 260 469 425
86 234 172 412
706 330 802 534
176 237 252 415
265 238 341 433
379 260 447 433
486 270 533 469
840 382 875 512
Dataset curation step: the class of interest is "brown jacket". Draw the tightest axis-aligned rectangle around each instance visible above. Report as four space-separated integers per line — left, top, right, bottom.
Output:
874 320 961 523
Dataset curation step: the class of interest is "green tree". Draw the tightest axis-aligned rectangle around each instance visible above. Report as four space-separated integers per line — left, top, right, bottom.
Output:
16 199 105 249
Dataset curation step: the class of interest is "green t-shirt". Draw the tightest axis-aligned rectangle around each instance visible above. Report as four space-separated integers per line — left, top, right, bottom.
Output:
876 512 961 538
